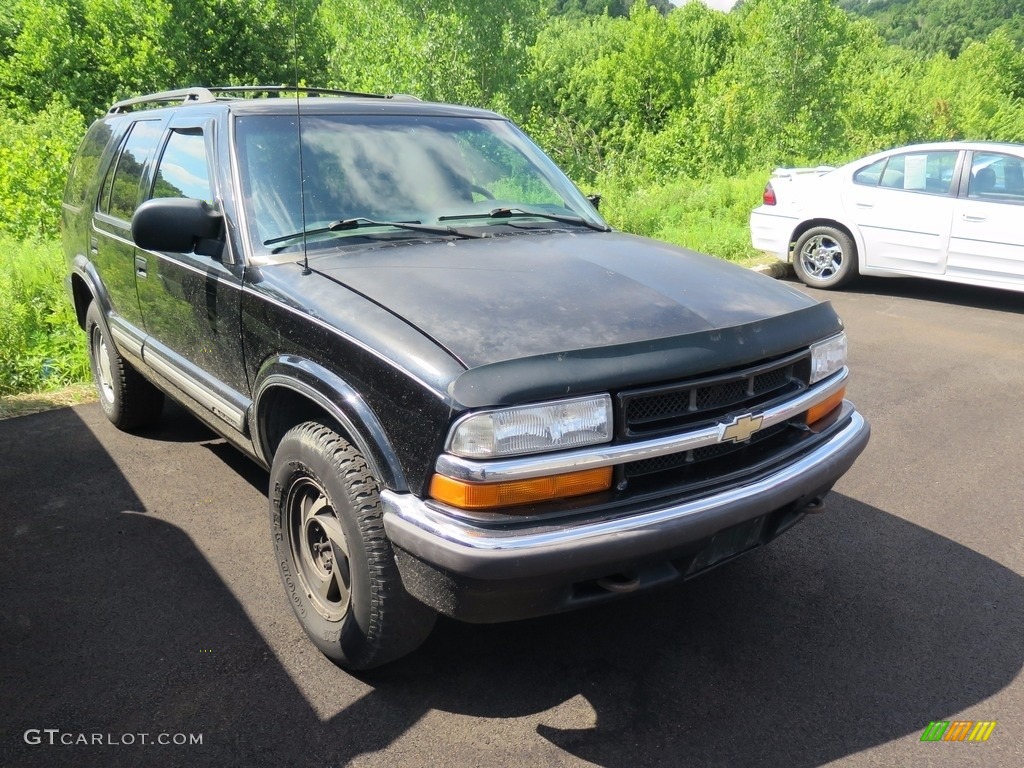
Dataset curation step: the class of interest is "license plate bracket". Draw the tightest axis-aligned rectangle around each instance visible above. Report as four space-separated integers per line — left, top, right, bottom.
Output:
686 515 767 576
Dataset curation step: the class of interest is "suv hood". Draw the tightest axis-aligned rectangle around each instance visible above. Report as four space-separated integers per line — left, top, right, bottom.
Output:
309 231 816 370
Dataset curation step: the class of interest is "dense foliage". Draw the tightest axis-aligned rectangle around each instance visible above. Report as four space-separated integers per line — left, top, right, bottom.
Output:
842 0 1024 57
1 0 1023 394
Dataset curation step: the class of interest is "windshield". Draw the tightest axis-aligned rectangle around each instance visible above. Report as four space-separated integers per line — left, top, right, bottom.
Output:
233 112 608 259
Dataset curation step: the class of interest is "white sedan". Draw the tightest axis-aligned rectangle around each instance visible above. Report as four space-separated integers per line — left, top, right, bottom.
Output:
750 141 1024 292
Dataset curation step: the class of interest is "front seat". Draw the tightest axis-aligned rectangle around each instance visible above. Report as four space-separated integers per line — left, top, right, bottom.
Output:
972 166 997 196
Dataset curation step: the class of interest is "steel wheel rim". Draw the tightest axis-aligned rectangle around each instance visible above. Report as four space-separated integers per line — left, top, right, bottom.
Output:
287 477 352 621
91 328 115 405
799 234 844 281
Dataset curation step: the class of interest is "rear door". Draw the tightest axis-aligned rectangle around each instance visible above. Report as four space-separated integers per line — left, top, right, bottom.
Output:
842 149 961 275
91 118 166 356
947 150 1024 289
134 114 251 435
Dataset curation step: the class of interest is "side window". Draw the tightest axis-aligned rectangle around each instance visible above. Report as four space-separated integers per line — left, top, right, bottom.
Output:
852 158 886 187
151 129 212 203
879 151 958 194
64 122 114 209
969 153 1024 203
99 120 163 221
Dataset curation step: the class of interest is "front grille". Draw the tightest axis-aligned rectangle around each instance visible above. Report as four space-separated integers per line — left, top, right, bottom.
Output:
615 350 814 494
620 350 810 438
625 422 790 479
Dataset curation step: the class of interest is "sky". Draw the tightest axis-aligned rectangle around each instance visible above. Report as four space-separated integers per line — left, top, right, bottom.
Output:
678 0 739 10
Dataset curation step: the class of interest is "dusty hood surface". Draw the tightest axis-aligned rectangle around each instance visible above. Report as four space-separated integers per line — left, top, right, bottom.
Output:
308 230 817 369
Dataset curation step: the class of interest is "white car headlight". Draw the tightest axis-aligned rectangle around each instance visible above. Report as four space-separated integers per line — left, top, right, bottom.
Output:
448 394 613 459
810 332 847 383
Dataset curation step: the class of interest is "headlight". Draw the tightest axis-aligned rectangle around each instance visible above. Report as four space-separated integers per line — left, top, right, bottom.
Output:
447 394 613 459
810 332 847 384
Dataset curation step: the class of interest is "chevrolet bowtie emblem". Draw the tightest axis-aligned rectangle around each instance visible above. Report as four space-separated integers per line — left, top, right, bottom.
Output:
719 413 764 444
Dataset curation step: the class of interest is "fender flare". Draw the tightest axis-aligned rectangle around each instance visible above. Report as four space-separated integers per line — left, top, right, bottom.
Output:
251 356 408 492
69 255 115 339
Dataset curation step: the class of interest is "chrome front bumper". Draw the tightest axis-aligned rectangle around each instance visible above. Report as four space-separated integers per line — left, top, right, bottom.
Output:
382 408 870 582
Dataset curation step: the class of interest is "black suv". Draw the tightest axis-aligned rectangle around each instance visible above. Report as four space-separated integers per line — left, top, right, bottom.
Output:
63 87 869 669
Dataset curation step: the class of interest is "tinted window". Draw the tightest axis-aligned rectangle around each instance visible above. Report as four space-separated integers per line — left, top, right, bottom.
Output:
968 152 1024 203
151 129 212 203
101 120 163 221
65 122 114 208
879 151 958 194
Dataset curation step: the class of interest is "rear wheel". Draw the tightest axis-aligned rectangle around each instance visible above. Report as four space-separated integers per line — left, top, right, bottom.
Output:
85 301 164 430
793 226 858 289
269 421 436 670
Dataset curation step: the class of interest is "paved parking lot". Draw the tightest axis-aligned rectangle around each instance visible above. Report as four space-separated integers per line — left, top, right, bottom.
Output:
1 275 1021 767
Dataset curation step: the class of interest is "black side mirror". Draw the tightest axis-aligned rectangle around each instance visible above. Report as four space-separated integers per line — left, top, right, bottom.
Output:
132 198 223 257
587 194 602 211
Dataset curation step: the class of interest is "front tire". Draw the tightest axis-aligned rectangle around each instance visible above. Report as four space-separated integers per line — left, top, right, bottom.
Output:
85 301 164 430
269 421 436 670
793 226 858 289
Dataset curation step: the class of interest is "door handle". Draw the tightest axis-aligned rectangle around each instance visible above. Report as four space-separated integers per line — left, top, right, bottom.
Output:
962 214 987 222
89 237 99 255
855 202 874 209
135 255 148 278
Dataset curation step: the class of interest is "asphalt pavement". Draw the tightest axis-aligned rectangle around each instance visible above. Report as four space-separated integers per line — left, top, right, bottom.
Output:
1 274 1021 768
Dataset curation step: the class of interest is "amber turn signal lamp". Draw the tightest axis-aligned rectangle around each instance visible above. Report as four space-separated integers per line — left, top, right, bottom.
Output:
429 467 613 510
806 386 845 427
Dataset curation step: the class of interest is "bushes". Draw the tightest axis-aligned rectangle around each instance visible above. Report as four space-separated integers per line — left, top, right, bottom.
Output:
0 238 88 395
0 98 85 241
597 169 769 263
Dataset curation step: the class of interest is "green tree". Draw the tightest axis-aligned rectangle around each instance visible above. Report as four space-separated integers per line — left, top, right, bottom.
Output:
0 97 85 239
696 0 857 171
320 0 542 106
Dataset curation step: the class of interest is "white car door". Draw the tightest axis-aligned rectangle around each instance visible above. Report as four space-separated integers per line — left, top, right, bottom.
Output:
842 149 960 275
947 150 1024 289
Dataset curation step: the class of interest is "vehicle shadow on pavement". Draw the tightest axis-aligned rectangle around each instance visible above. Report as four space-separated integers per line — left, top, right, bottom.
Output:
366 487 1022 767
1 407 1019 767
789 273 1024 315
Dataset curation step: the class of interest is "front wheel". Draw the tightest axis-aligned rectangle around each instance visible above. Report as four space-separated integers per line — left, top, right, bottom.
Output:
269 421 436 670
793 226 858 289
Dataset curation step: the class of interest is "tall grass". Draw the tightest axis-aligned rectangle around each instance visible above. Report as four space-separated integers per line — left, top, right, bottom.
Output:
0 238 89 395
596 169 770 263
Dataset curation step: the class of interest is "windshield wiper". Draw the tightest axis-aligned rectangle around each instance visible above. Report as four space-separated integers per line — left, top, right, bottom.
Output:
264 217 481 247
438 207 611 232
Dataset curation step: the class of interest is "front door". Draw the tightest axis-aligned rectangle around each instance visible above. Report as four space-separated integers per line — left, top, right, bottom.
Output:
947 150 1024 289
134 116 251 434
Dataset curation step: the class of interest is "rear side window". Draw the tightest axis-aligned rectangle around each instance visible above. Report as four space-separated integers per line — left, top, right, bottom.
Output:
877 151 958 194
852 158 886 187
98 120 163 221
64 121 115 209
151 129 212 203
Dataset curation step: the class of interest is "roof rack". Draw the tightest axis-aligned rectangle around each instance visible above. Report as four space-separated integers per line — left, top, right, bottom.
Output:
108 88 217 114
107 86 420 114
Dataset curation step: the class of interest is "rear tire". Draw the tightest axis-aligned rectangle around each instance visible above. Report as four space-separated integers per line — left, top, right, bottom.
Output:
793 226 858 289
269 421 436 670
86 301 164 430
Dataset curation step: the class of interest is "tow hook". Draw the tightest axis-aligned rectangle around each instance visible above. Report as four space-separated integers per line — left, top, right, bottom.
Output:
596 572 641 593
803 496 826 514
